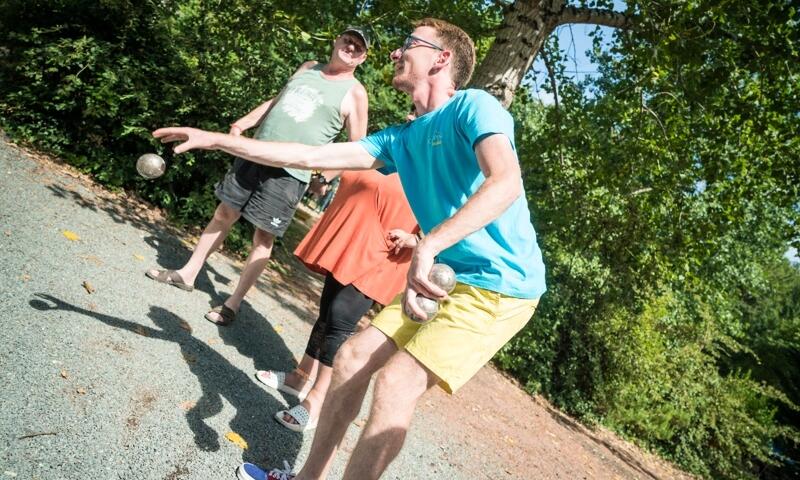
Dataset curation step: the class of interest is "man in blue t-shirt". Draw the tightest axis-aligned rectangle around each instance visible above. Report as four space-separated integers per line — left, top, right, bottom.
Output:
155 17 546 480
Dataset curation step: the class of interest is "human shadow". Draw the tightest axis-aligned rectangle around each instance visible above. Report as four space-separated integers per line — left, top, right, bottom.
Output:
141 231 321 327
41 164 325 322
142 233 230 307
29 293 303 467
44 183 169 233
39 158 322 366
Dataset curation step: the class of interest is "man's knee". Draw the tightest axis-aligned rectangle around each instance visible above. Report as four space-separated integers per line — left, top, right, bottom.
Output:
375 354 431 401
213 203 240 224
333 327 397 382
332 336 368 379
252 228 275 250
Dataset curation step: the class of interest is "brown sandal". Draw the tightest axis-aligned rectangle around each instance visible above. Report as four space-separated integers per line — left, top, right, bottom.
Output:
145 269 194 291
205 305 237 326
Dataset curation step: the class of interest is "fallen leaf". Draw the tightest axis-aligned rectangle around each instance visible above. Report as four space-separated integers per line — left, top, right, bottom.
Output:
225 431 248 450
60 370 69 379
62 230 80 241
274 325 284 333
86 302 97 311
82 281 95 294
178 400 196 410
182 352 197 364
20 273 31 282
4 230 10 236
206 338 219 345
179 320 192 333
133 254 145 261
134 325 149 337
353 417 367 428
76 387 87 395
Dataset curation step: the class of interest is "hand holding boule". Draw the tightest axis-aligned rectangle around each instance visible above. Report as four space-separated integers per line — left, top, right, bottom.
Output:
404 263 456 323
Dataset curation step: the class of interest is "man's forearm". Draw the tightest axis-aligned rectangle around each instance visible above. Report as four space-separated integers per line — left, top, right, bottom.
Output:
212 134 319 169
234 99 274 130
418 174 521 257
154 126 380 171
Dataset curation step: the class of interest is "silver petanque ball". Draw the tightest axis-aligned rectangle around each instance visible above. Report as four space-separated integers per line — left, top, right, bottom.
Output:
136 153 166 179
407 264 457 323
429 263 456 293
414 295 439 323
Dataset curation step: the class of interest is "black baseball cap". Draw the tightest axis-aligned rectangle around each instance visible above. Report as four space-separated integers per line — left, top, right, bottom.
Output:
341 26 371 50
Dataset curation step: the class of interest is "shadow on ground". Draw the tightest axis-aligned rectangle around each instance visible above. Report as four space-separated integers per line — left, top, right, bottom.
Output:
29 293 303 468
544 402 663 480
42 181 325 327
141 233 231 307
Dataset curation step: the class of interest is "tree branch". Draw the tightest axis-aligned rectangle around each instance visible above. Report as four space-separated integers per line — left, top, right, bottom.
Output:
541 49 565 167
557 6 633 30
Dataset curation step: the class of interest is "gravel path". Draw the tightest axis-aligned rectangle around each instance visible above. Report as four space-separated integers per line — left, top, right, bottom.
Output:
0 137 691 480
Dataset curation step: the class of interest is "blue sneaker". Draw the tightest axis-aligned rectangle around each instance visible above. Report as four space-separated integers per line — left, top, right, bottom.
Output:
236 461 295 480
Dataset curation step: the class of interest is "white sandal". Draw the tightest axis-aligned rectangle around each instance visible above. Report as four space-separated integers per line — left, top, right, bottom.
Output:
275 404 318 433
254 370 312 401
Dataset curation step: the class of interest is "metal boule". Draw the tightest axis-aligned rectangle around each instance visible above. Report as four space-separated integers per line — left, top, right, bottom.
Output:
414 295 439 322
429 263 456 293
136 153 166 179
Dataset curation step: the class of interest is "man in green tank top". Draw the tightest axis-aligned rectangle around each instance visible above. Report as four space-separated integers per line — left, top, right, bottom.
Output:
146 27 370 326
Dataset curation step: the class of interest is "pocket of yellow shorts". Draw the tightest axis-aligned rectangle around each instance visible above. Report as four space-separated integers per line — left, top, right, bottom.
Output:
435 283 500 333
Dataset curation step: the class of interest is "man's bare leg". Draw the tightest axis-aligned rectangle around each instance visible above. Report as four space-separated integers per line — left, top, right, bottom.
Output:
341 351 437 480
295 327 397 480
171 202 240 286
205 227 274 322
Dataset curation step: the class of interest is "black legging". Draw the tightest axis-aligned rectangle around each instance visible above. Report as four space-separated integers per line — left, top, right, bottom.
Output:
305 273 374 367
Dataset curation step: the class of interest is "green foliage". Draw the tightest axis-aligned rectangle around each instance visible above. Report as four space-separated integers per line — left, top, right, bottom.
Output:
0 0 498 248
496 1 800 477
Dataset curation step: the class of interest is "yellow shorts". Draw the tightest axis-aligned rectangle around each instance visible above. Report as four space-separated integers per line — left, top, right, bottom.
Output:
372 283 539 394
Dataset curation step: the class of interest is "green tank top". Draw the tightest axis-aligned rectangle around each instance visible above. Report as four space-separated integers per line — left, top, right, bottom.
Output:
253 64 358 183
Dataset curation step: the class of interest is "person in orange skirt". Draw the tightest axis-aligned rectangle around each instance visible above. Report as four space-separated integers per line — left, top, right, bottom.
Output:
254 169 418 432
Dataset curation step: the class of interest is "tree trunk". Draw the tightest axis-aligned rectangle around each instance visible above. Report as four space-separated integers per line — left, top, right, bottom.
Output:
471 0 632 107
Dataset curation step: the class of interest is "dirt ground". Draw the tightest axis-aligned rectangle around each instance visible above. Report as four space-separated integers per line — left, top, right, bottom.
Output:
10 140 693 480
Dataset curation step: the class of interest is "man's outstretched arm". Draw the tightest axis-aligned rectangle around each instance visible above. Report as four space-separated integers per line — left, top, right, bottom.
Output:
152 127 382 171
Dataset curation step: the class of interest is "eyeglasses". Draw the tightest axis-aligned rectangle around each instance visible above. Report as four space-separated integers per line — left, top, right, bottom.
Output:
399 35 444 54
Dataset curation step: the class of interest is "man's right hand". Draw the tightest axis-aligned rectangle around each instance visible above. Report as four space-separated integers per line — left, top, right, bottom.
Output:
153 127 221 154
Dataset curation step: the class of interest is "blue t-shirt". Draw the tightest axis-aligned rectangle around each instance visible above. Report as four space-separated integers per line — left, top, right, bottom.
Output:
358 89 546 299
